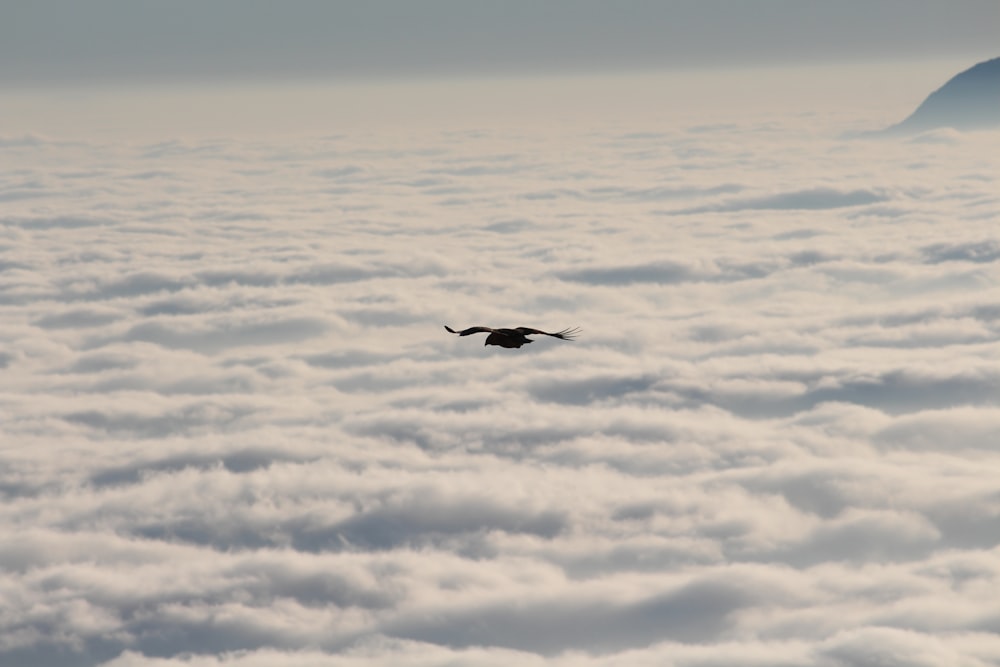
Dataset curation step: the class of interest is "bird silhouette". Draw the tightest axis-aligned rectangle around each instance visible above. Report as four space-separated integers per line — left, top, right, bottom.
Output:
444 325 580 349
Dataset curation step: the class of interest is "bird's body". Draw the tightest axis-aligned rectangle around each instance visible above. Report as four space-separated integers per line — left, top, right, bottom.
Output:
444 325 580 349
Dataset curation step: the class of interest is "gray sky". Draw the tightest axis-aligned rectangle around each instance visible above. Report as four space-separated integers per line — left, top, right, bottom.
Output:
3 0 998 85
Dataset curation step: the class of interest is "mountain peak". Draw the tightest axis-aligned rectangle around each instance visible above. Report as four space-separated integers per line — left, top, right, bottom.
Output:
885 57 1000 134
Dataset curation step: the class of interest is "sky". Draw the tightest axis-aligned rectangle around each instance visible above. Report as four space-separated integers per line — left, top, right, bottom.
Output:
2 0 998 85
2 4 1000 667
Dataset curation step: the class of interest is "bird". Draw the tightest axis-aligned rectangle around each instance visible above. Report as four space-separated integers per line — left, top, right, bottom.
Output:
444 325 581 349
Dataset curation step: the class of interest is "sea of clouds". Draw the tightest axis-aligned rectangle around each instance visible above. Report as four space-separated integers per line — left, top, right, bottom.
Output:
2 74 1000 666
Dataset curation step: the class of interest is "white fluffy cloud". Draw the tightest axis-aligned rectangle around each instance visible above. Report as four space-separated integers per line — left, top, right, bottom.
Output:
2 72 1000 667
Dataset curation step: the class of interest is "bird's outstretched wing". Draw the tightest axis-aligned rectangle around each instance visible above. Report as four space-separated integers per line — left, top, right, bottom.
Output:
515 326 581 340
444 325 495 336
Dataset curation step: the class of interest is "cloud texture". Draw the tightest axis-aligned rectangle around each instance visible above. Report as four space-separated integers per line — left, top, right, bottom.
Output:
2 83 1000 666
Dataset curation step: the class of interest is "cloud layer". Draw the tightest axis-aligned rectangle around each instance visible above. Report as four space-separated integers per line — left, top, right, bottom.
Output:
2 87 1000 666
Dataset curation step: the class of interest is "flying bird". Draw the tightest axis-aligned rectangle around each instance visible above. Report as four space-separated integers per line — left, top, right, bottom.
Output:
444 325 581 349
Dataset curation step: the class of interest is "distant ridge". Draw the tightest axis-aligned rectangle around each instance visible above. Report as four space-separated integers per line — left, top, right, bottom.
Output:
884 56 1000 134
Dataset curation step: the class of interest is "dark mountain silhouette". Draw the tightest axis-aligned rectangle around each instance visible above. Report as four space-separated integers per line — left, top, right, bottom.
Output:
885 57 1000 134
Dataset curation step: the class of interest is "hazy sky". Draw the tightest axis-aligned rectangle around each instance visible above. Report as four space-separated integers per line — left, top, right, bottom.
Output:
3 0 998 85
